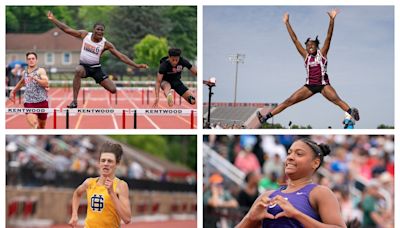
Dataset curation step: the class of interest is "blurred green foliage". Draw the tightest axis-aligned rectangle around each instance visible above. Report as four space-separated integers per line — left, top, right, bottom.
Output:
134 34 169 70
109 135 197 171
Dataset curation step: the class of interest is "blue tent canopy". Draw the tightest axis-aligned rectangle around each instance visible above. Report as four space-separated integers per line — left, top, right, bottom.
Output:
8 60 28 68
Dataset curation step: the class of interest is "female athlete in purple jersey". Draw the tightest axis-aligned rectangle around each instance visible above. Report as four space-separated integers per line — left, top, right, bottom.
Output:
235 138 346 228
257 9 359 126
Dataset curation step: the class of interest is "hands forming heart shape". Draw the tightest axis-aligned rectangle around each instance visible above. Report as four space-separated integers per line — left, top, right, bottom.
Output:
248 194 299 221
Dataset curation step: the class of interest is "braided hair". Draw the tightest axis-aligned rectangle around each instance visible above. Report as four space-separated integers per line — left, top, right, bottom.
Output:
298 137 331 169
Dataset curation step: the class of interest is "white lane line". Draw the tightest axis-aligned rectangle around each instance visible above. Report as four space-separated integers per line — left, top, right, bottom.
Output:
120 90 159 129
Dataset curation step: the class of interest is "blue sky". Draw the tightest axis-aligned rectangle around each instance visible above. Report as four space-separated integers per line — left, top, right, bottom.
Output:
203 6 394 129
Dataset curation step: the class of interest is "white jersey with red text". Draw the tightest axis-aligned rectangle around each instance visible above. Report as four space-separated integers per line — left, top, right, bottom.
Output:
80 33 106 65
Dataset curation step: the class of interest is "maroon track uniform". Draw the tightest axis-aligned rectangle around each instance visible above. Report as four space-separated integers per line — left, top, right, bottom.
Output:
304 50 330 85
23 68 49 120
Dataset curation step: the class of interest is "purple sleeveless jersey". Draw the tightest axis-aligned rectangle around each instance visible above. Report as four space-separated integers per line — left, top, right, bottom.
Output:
262 183 321 228
304 50 330 85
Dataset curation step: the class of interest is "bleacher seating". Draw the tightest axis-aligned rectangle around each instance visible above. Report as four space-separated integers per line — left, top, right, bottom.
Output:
203 102 277 128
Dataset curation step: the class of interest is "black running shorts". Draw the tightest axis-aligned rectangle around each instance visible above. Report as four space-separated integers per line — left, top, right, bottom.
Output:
163 79 189 96
80 64 108 84
304 84 326 94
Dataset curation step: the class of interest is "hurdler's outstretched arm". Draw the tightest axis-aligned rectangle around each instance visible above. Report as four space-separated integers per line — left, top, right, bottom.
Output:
47 11 87 39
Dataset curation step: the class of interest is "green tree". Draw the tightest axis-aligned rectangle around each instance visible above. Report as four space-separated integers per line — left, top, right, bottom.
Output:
107 6 170 56
377 124 394 129
6 6 76 33
261 123 285 129
163 6 197 61
110 135 168 158
6 9 19 32
104 6 171 74
164 135 197 170
134 34 169 70
290 124 313 129
77 6 115 30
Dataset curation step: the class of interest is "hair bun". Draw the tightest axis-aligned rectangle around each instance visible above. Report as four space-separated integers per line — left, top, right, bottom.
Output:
318 144 331 156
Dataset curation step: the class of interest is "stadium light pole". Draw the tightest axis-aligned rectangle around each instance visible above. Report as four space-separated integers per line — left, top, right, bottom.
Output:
228 53 245 106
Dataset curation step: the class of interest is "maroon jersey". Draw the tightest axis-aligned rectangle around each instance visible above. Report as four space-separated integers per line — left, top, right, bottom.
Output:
304 50 330 85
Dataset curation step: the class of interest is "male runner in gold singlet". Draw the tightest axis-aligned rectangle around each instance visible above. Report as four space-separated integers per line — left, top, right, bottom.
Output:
68 142 131 228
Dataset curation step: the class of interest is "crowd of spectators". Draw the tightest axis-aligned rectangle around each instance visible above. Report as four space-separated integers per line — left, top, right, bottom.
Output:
205 121 246 129
6 64 24 97
204 135 394 228
6 135 146 187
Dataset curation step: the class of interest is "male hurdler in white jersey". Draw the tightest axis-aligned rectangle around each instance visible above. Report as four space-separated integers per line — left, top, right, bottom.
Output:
47 11 148 108
257 9 359 127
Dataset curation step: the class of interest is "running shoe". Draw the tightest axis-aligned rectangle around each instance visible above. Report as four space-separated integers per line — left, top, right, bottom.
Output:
351 107 360 121
167 90 174 107
67 101 77 108
257 111 267 124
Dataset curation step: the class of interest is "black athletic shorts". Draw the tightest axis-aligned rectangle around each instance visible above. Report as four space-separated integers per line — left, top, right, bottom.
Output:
304 84 326 94
163 79 189 96
80 63 108 84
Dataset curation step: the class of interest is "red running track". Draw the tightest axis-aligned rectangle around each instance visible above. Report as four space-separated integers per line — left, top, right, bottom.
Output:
8 219 196 228
6 88 197 129
9 219 197 228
